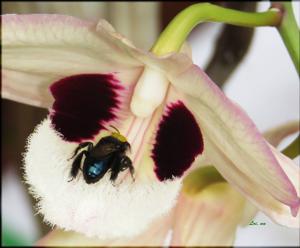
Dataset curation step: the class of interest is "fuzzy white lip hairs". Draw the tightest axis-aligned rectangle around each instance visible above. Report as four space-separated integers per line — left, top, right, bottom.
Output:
24 118 182 239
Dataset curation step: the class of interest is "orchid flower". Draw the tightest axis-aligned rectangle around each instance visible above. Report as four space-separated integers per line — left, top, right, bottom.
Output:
1 8 299 242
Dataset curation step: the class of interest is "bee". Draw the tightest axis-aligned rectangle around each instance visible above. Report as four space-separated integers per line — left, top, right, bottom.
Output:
68 126 134 184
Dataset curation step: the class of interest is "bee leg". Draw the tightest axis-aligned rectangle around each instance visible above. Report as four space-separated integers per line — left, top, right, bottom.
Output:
109 167 120 184
110 155 124 186
110 174 120 187
68 142 93 160
129 164 135 182
68 151 87 182
120 156 135 182
127 143 132 154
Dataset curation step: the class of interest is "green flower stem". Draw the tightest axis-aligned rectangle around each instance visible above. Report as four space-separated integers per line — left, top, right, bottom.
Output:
151 3 281 55
282 135 300 159
274 2 300 74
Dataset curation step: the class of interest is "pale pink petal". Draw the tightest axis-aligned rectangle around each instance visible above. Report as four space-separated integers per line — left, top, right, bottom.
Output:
2 14 194 110
172 182 246 246
2 13 195 109
37 210 173 246
266 144 300 227
169 64 300 219
238 122 300 226
36 229 103 246
2 14 143 108
2 69 55 108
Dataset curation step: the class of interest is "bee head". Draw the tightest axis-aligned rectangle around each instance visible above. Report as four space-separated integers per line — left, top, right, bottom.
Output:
111 132 127 143
109 125 127 143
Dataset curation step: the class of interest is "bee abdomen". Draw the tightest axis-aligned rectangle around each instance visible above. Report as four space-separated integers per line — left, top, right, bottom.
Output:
87 161 105 178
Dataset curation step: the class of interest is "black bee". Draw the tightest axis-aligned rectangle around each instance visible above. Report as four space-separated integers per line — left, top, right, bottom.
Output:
68 126 134 184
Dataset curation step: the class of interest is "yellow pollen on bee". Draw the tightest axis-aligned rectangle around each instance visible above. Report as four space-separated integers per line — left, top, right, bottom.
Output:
111 132 127 143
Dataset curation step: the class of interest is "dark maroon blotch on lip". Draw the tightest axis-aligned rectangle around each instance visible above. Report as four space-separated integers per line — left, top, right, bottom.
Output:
152 101 204 181
50 74 123 142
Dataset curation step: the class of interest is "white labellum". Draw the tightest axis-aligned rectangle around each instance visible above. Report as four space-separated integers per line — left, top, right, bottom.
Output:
24 118 181 239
